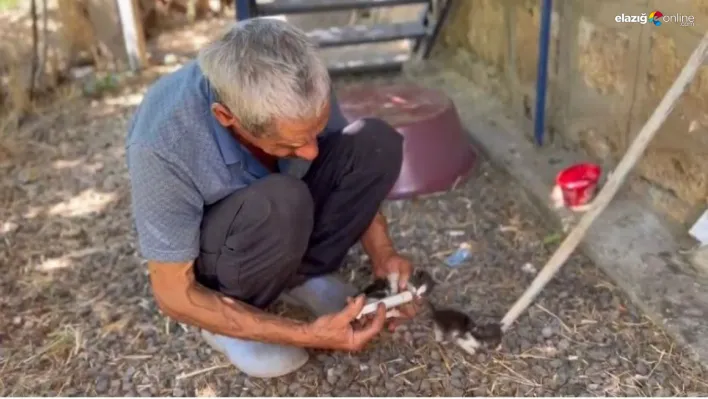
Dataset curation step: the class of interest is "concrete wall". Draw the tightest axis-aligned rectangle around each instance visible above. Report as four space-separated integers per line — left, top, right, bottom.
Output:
438 0 708 229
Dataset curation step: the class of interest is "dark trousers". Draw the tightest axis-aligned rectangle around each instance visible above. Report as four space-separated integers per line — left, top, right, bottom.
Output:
194 118 403 309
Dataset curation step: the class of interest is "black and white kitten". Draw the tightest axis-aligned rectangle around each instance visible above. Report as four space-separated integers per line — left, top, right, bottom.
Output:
428 302 503 356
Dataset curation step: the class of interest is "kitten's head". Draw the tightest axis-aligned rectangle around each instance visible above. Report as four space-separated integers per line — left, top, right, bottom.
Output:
410 270 436 296
470 322 503 349
361 278 391 299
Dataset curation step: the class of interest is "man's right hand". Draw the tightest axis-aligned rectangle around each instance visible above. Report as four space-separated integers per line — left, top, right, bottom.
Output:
307 295 386 351
149 261 387 351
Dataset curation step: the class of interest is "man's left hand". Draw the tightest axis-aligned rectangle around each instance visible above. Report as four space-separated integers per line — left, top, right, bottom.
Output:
373 252 421 331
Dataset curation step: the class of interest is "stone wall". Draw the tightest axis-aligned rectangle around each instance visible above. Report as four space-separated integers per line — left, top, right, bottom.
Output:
438 0 708 229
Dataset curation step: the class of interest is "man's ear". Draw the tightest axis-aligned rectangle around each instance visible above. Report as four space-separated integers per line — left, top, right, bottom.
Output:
211 103 237 128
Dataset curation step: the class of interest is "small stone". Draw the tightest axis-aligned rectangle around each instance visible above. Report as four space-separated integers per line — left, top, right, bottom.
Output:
531 365 546 376
333 364 347 375
384 381 397 390
635 361 649 375
326 368 338 385
450 377 464 389
172 388 185 397
558 339 571 351
287 382 301 394
95 376 109 393
541 326 553 338
430 350 441 360
520 339 532 350
336 377 350 389
588 383 599 390
110 380 121 390
276 383 288 396
588 349 609 361
420 380 431 391
609 357 620 366
550 359 564 368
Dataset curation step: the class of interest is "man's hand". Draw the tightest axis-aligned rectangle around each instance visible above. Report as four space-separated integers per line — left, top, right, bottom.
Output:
373 252 413 290
307 295 386 351
373 252 421 331
360 211 420 332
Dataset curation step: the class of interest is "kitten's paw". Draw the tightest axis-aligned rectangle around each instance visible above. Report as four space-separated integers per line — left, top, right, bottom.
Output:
433 326 444 342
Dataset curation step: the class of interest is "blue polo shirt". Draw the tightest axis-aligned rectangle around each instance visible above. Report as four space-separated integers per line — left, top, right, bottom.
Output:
126 60 348 263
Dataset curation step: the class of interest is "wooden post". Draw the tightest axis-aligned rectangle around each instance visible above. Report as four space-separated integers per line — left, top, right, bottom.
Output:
117 0 147 71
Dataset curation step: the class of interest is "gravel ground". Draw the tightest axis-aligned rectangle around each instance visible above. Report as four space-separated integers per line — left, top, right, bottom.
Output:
2 68 708 397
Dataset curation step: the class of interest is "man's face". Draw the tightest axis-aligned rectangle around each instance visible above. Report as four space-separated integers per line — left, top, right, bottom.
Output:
212 100 331 162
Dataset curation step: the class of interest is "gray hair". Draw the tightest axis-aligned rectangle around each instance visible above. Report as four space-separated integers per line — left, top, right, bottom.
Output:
197 18 331 137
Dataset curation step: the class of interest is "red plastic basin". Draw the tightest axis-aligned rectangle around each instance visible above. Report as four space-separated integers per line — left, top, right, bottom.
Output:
337 84 478 200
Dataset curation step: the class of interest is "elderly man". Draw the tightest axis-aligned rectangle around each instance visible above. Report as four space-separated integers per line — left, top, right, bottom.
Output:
126 18 416 378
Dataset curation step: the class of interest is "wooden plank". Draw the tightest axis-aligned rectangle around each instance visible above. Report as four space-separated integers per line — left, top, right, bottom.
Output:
308 21 426 48
256 0 429 15
327 52 409 75
117 0 148 71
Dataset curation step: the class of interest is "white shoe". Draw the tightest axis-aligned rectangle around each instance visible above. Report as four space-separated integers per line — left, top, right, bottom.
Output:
279 274 359 316
201 330 309 378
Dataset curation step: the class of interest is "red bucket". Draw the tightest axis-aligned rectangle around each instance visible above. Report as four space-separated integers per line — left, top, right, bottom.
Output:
556 163 601 208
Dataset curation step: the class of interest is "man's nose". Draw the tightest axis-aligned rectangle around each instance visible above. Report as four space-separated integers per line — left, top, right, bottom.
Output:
294 142 318 161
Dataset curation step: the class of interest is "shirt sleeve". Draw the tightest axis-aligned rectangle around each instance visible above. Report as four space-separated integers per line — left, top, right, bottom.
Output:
127 144 204 263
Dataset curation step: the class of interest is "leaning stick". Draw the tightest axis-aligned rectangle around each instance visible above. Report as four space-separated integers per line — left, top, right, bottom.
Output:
500 32 708 332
